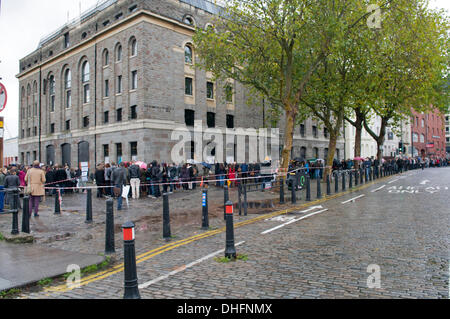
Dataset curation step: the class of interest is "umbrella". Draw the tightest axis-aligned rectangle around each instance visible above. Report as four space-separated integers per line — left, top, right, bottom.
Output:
353 157 364 161
135 161 147 169
201 162 212 169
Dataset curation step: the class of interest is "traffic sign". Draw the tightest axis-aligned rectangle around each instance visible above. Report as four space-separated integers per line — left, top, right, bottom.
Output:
0 83 7 112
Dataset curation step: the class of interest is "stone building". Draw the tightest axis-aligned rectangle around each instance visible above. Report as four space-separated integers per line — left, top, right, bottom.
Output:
17 0 344 169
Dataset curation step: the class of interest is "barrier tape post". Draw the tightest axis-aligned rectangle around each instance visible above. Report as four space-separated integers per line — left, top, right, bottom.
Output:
22 195 30 234
335 172 339 193
243 184 248 217
163 193 171 239
202 189 209 230
292 176 298 204
11 189 19 235
317 176 322 199
85 189 93 224
223 185 229 221
349 170 353 189
342 172 346 191
54 190 61 215
280 177 285 204
305 176 311 202
360 168 364 184
355 169 359 186
105 199 115 255
224 201 237 260
122 222 140 299
238 183 242 216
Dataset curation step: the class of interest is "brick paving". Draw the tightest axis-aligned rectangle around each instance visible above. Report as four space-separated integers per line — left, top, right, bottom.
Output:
2 168 449 299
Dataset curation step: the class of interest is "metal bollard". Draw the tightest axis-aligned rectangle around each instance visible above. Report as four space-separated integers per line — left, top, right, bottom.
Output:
11 190 19 235
360 168 364 184
243 184 248 216
349 171 353 189
326 174 331 196
342 172 346 191
163 193 171 239
369 168 373 181
355 170 359 186
22 196 30 234
224 201 237 259
223 185 229 221
202 190 209 230
335 172 339 193
292 177 298 204
280 178 285 204
305 176 310 202
317 177 322 199
122 222 141 299
85 189 93 224
238 183 242 216
54 190 61 215
105 199 115 255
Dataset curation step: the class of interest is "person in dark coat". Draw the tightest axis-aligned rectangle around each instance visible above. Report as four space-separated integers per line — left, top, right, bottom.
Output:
45 166 55 196
54 164 67 195
4 168 21 208
95 164 106 198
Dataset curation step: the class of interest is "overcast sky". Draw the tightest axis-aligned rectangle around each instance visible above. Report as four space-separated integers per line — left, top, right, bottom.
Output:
0 0 449 140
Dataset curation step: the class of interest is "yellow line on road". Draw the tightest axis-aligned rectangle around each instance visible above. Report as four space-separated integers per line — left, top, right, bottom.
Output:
45 175 391 293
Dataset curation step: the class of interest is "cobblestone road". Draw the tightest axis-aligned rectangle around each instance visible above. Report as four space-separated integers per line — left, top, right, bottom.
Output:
10 167 450 299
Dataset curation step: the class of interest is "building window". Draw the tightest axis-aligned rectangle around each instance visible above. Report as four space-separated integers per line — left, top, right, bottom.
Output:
34 127 37 136
207 82 214 100
130 105 137 120
116 45 122 62
130 142 138 158
130 38 137 56
117 108 122 122
27 128 30 137
185 109 195 126
207 112 216 128
65 120 70 131
66 90 72 108
64 69 71 89
129 5 138 13
183 16 194 26
103 145 109 158
226 115 235 129
49 75 55 112
116 143 122 162
324 128 329 138
421 119 424 127
64 32 70 48
225 84 233 103
117 75 122 94
82 61 90 83
104 80 109 97
83 84 90 104
83 116 89 128
420 134 425 143
131 71 137 90
50 123 55 134
313 147 319 158
185 45 193 64
21 129 24 138
300 124 305 137
185 77 193 96
312 126 318 138
103 49 109 66
104 111 109 124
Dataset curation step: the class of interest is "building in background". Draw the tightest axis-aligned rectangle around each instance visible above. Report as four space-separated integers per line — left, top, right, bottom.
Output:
3 137 19 166
17 0 344 168
410 108 446 159
445 112 450 158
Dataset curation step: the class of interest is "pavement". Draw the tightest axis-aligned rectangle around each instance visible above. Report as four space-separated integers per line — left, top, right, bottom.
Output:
1 167 448 299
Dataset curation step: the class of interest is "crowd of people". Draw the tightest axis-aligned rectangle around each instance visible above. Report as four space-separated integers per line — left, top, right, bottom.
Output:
1 155 448 213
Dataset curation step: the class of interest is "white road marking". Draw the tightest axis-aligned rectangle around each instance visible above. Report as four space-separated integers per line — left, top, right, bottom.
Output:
420 180 430 185
371 185 386 193
341 195 365 204
138 241 246 289
261 209 329 235
388 179 400 184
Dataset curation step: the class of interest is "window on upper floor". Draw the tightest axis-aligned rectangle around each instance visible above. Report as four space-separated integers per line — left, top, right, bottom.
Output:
225 84 233 103
130 38 137 57
82 61 90 83
116 44 122 62
130 105 137 120
185 109 195 127
207 112 216 128
185 45 193 64
131 71 138 90
206 82 214 100
64 69 71 89
226 115 235 129
185 77 193 96
64 32 70 48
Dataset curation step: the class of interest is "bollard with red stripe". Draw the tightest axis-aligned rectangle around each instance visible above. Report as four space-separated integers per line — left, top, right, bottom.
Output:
122 222 141 299
224 201 237 259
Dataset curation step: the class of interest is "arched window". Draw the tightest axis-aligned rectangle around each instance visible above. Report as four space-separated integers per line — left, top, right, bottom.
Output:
184 44 193 64
81 61 90 83
130 38 137 56
183 16 195 26
116 44 122 62
64 69 71 89
49 75 55 112
103 49 109 66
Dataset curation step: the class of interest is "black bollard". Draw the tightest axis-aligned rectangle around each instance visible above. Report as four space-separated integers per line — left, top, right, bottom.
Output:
202 190 209 230
291 176 297 204
11 190 19 235
317 177 322 199
243 184 248 216
224 201 237 259
122 222 141 299
335 172 339 193
105 199 115 255
342 172 346 191
326 174 331 196
305 176 310 202
85 189 93 224
370 168 373 181
54 190 61 215
22 196 30 234
280 178 285 204
163 193 171 239
238 183 242 216
360 168 364 184
349 171 353 189
224 185 229 221
355 170 359 186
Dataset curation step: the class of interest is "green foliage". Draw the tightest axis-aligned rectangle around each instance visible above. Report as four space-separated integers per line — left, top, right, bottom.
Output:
0 232 4 241
214 254 248 263
37 278 53 286
0 289 21 299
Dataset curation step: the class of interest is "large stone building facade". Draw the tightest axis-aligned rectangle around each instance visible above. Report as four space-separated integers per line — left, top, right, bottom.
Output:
17 0 344 169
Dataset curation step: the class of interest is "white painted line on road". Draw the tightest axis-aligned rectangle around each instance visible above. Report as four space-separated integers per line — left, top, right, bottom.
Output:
341 195 365 204
261 209 328 235
371 185 386 193
388 179 400 184
138 241 246 289
420 180 431 185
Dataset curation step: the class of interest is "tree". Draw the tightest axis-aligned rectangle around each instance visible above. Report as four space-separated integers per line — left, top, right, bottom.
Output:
362 1 449 161
193 0 372 173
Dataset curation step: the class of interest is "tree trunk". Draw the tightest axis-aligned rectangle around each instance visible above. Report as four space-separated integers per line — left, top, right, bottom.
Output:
325 133 338 180
280 107 297 174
